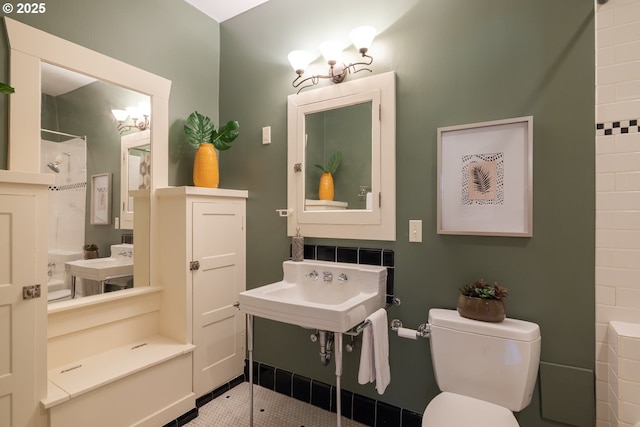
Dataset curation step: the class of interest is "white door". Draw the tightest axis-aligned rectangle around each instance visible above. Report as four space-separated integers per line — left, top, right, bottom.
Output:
0 195 42 427
192 202 246 397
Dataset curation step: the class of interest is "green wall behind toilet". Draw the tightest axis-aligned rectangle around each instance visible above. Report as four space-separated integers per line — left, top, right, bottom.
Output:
0 1 596 426
218 1 595 425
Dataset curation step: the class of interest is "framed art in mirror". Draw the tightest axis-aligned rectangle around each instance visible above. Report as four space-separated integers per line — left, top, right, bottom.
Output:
90 173 111 225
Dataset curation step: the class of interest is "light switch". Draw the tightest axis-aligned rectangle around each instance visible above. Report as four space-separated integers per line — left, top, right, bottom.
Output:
409 220 422 243
262 126 271 144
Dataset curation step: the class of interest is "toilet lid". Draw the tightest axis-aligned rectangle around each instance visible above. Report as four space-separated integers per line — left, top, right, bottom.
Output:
422 392 519 427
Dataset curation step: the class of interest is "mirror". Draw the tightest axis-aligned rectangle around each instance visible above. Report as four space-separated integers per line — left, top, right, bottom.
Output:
41 59 151 301
6 18 171 304
304 101 372 210
287 71 396 241
120 130 151 230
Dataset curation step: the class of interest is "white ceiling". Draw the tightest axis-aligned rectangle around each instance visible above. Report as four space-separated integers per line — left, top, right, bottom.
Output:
41 62 97 96
41 1 267 95
183 0 269 22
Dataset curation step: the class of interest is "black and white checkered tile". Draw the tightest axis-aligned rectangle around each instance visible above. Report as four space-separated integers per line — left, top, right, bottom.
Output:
596 119 640 136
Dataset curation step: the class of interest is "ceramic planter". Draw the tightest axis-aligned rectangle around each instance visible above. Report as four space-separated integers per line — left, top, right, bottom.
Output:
318 172 334 201
456 294 506 323
193 143 219 188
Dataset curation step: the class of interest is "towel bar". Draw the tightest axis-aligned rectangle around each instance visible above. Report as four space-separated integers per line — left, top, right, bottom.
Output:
344 295 400 337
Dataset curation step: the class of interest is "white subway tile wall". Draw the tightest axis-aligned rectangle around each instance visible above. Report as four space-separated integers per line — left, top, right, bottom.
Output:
608 323 640 426
597 1 640 426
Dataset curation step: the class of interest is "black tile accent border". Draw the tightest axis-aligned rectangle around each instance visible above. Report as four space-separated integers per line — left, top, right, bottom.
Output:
245 360 423 427
596 119 640 136
166 361 422 427
164 374 245 427
353 393 377 426
259 363 275 389
311 380 332 411
402 409 424 427
275 368 293 395
376 400 401 427
294 244 395 304
292 373 312 402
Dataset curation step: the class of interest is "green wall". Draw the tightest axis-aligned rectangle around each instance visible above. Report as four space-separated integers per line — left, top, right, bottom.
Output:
0 1 595 425
218 0 595 425
0 0 221 180
305 103 372 207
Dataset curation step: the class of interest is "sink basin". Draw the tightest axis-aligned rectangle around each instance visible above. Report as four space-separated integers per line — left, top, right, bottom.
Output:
65 257 133 282
239 260 387 333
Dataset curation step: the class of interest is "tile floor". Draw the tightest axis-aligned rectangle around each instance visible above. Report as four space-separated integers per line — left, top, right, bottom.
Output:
186 382 366 427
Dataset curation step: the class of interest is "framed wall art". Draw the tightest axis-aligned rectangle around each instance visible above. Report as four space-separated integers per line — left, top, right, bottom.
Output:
437 116 533 237
90 172 112 225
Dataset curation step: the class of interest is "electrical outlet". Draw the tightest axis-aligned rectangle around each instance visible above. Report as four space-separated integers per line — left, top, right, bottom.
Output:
409 220 422 243
262 126 271 144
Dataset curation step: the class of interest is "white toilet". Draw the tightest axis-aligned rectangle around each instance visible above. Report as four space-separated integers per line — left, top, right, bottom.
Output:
422 309 541 427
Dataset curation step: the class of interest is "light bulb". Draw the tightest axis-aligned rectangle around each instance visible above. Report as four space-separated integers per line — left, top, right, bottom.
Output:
111 109 128 122
288 50 313 74
319 40 344 64
349 26 376 52
138 101 151 117
126 106 141 120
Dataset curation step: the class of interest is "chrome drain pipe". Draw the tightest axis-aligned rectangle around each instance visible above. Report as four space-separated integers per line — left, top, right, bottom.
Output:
318 331 334 366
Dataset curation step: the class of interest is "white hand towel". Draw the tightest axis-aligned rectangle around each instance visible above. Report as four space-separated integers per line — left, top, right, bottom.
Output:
357 308 390 394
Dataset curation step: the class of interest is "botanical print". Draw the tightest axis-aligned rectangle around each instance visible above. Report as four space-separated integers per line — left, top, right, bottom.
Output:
461 152 504 205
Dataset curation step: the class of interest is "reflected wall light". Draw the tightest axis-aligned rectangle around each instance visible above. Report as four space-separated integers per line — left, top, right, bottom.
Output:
288 26 376 94
111 101 151 133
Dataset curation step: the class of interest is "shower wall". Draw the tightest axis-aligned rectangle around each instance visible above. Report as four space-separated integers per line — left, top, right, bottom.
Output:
41 135 86 284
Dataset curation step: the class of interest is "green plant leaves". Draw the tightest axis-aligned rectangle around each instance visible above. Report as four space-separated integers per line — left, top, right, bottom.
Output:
459 278 508 300
315 151 342 174
0 82 14 94
212 120 240 151
184 112 240 151
184 111 214 148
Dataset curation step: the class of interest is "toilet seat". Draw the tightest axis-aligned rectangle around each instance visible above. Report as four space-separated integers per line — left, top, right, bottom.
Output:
422 392 519 427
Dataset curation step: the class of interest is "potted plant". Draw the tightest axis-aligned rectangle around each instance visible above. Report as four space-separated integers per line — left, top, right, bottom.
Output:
457 278 508 322
315 151 342 201
184 111 240 188
83 243 99 259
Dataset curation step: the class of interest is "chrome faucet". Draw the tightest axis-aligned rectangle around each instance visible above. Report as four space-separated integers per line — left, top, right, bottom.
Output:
323 271 333 282
118 250 133 257
306 270 319 280
338 273 348 282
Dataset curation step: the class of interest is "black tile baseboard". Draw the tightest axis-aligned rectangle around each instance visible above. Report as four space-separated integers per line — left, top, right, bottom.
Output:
247 359 423 427
165 362 422 427
164 374 245 427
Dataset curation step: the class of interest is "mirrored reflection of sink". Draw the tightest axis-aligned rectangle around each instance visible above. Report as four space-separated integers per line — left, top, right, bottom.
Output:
239 260 387 333
65 257 133 282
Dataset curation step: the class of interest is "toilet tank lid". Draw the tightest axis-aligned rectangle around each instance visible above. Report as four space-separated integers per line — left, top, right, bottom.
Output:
429 309 540 342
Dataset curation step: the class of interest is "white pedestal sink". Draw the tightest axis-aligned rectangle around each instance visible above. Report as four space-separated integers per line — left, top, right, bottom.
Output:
65 257 133 282
238 260 388 427
65 244 133 296
239 260 387 333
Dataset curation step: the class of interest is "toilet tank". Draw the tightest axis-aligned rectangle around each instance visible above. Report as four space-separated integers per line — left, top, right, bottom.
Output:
428 309 541 412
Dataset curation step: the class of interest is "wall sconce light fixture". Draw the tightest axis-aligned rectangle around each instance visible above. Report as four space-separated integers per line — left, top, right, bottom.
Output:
288 26 376 94
111 102 151 133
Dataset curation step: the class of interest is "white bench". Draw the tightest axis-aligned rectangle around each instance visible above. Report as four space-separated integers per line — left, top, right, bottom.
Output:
42 336 195 427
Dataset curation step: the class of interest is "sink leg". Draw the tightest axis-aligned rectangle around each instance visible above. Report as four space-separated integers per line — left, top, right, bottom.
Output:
248 314 254 427
335 333 343 427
